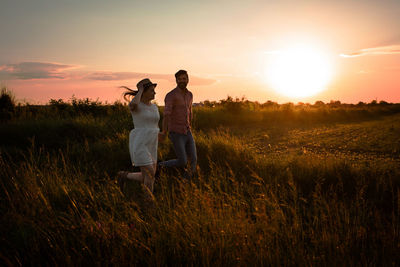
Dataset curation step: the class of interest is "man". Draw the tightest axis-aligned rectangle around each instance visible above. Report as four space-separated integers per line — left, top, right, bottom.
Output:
158 70 197 178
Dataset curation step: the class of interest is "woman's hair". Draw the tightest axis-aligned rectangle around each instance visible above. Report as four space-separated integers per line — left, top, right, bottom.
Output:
120 86 138 102
121 82 155 102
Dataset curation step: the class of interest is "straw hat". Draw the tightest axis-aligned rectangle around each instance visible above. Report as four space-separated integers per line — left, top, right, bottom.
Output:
136 78 157 90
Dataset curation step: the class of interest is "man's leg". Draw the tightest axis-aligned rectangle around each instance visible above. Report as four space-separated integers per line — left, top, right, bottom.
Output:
158 132 187 168
185 131 197 176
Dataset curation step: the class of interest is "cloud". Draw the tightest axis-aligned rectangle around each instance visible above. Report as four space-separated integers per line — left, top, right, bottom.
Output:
0 62 77 80
357 70 372 74
188 76 216 86
263 50 281 55
340 45 400 58
0 61 217 86
86 71 216 86
85 72 146 81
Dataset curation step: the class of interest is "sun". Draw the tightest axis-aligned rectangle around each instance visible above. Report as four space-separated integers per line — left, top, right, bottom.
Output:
264 45 333 98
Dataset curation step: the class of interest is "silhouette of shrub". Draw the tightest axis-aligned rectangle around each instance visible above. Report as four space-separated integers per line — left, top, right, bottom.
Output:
0 87 15 122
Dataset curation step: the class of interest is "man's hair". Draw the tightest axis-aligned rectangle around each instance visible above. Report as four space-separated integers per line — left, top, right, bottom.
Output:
175 69 188 79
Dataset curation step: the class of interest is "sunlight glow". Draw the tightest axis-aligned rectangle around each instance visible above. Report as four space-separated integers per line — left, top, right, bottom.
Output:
265 45 333 98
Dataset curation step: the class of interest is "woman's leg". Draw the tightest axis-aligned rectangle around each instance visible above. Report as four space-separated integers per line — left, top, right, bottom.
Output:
117 170 143 191
140 164 156 193
118 170 143 182
124 162 156 183
118 164 156 200
153 162 157 176
126 172 143 182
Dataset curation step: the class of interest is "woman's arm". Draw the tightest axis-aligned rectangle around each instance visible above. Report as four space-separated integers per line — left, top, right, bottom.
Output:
129 85 144 112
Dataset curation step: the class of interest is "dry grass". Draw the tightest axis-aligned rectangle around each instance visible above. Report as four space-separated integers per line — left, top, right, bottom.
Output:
0 99 399 266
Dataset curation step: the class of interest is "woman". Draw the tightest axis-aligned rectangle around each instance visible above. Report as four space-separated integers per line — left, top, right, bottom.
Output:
118 78 161 198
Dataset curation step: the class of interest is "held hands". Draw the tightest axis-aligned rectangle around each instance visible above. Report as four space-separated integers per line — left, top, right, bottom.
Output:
158 131 167 142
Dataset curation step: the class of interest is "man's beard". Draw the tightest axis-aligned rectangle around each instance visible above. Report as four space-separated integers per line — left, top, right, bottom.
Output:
178 83 187 89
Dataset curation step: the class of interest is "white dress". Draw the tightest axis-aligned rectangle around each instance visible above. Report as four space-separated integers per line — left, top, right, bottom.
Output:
129 102 160 167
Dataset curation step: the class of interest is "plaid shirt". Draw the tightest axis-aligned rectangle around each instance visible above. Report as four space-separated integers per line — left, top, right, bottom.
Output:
164 87 193 134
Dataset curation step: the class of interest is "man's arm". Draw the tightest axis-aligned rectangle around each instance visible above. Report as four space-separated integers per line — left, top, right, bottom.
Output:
189 92 193 127
189 103 193 127
161 114 169 134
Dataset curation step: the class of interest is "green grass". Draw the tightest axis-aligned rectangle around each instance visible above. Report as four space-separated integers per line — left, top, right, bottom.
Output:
0 100 399 266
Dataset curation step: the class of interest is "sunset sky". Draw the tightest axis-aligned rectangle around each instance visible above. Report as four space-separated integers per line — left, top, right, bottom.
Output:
1 0 399 104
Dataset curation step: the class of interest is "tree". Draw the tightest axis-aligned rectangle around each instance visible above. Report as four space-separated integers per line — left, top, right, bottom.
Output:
0 87 15 122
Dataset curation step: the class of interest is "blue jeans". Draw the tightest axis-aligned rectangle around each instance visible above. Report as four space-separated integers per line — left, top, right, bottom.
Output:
159 131 197 177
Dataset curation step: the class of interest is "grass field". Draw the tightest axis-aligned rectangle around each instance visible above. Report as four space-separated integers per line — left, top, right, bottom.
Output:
1 96 399 266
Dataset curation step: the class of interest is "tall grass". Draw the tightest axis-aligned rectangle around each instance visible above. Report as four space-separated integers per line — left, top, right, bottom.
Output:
193 102 400 131
1 98 399 265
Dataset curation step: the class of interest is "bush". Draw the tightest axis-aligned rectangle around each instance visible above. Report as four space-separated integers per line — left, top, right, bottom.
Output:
0 87 15 122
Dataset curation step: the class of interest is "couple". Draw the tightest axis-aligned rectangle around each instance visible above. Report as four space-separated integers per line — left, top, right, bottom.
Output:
118 70 197 198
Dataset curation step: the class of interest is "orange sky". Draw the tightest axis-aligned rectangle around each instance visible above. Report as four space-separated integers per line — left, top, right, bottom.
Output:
1 0 399 104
